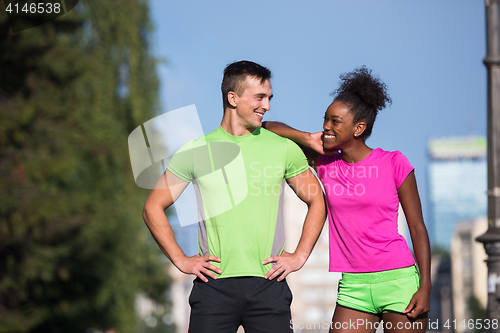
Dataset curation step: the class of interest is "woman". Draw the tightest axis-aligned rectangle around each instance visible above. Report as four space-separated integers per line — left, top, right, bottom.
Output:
264 67 431 333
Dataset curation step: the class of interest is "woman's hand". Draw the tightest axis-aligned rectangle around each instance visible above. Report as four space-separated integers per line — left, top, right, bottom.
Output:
308 131 336 155
402 285 431 319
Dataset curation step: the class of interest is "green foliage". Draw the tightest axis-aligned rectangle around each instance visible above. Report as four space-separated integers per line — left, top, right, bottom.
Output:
0 1 170 332
468 295 487 333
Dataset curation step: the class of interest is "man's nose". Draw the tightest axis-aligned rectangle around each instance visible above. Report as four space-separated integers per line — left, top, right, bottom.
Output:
262 98 270 111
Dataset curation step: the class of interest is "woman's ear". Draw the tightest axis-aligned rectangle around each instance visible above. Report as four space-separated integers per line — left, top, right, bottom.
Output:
354 121 366 137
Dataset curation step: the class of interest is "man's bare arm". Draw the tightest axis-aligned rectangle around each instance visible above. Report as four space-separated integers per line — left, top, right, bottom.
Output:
262 168 326 281
264 121 335 169
142 171 222 282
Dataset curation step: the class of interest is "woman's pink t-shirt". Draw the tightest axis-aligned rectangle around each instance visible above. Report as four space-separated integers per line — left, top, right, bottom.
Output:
317 148 416 273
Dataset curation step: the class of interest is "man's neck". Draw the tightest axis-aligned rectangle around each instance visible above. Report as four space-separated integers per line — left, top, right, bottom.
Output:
220 109 256 136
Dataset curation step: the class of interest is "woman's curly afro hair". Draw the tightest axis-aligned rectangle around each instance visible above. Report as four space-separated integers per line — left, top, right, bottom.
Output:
332 66 392 140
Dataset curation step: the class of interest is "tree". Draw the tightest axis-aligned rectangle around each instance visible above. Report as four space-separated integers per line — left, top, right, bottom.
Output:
0 1 171 332
468 295 487 333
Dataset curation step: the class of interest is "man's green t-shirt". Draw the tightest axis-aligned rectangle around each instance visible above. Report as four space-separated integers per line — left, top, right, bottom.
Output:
167 126 309 278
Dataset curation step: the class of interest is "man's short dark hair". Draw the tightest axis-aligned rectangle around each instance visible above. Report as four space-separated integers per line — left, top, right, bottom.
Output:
221 60 272 111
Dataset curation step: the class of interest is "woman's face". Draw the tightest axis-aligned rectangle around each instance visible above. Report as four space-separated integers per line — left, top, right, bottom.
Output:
322 100 357 150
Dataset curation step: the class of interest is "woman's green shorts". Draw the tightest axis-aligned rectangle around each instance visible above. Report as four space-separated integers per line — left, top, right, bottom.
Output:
336 265 420 315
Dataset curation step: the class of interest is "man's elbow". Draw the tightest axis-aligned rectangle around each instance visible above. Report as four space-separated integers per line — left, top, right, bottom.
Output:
143 200 171 224
311 193 327 217
142 202 154 224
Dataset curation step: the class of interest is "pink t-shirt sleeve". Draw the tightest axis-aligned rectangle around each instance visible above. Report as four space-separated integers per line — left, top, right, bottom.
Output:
392 151 414 189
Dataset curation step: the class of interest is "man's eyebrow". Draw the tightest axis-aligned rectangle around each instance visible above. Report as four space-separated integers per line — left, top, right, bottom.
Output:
255 93 273 99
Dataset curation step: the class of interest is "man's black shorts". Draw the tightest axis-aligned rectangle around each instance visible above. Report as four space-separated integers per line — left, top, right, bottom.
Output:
188 276 293 333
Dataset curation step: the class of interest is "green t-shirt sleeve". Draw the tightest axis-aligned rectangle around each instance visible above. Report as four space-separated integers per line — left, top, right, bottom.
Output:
166 141 194 182
284 139 309 179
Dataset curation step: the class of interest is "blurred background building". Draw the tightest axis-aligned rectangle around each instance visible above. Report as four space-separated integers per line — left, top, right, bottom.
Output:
427 136 488 332
428 136 487 251
451 218 488 333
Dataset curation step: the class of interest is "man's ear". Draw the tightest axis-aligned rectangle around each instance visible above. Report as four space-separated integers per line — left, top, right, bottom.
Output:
227 91 237 108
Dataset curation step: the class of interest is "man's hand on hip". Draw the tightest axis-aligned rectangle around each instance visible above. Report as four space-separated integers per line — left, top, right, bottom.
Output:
262 251 306 282
175 254 222 282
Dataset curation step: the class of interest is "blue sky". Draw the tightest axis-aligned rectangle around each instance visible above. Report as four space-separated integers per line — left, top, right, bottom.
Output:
149 0 487 230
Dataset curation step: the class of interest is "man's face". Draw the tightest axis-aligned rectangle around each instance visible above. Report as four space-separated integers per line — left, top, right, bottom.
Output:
233 76 273 131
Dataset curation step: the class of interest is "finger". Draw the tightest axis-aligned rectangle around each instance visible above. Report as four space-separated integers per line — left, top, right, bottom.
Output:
407 308 420 320
267 266 284 281
413 305 425 317
264 266 278 279
402 302 416 314
205 263 222 274
196 272 209 282
201 268 219 280
277 269 290 282
406 305 421 319
262 256 278 265
203 255 221 262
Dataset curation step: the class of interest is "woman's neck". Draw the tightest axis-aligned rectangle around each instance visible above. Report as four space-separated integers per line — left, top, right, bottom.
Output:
340 143 372 163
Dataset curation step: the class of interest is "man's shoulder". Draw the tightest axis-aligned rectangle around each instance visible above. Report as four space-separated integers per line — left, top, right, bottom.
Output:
258 127 292 144
258 129 308 166
176 128 220 152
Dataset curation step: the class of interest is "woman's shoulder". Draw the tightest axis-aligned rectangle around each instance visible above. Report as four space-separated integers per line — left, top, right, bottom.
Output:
371 148 413 173
371 148 407 160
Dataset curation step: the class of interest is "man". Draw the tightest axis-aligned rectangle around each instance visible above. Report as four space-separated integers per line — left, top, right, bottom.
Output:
143 60 326 332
